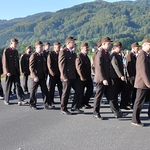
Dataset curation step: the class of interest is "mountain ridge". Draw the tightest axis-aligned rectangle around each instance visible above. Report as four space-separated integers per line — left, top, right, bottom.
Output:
0 0 150 49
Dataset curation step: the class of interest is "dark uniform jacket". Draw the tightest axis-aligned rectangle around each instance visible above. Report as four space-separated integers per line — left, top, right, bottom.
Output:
43 50 49 74
76 52 91 81
110 52 124 79
0 57 3 75
134 50 150 89
94 48 111 83
2 48 20 75
20 53 30 75
43 50 49 59
58 48 77 80
47 51 60 76
126 52 136 77
29 52 47 79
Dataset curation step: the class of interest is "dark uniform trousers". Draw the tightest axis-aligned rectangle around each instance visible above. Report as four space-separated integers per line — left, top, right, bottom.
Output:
61 78 82 111
128 79 137 106
43 50 49 90
0 58 3 97
148 101 150 116
20 53 30 93
132 89 149 123
81 79 93 106
23 74 29 92
93 82 117 115
147 92 150 116
30 78 49 107
0 78 4 96
126 52 137 106
112 78 130 108
3 48 25 101
49 75 62 103
5 75 25 102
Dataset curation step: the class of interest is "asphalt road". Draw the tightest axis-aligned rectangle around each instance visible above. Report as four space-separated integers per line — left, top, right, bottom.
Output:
0 79 150 150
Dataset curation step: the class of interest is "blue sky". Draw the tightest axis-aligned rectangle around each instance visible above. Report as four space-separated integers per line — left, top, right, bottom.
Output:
0 0 134 20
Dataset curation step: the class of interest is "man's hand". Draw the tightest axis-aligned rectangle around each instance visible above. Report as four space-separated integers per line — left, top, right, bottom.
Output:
103 80 108 85
34 77 39 82
120 76 125 81
51 73 55 77
63 79 68 82
7 73 11 76
81 78 86 81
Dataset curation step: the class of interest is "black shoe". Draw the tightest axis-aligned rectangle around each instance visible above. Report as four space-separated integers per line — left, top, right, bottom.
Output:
30 105 37 110
71 108 84 114
120 106 131 110
101 100 108 104
61 110 72 115
18 100 28 106
77 109 84 114
44 104 51 110
130 105 134 109
48 105 55 109
83 104 92 109
131 122 144 127
115 112 129 119
122 112 129 117
24 91 30 94
93 114 103 120
51 103 55 108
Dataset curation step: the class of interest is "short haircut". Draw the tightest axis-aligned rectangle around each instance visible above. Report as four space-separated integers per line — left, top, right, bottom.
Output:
81 42 89 48
131 42 140 48
101 37 113 43
65 36 76 44
44 42 50 46
35 41 43 47
113 42 122 47
53 41 61 46
10 38 18 43
26 45 32 50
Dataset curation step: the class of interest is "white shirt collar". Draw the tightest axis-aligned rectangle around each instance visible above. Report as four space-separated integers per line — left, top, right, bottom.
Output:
67 47 73 53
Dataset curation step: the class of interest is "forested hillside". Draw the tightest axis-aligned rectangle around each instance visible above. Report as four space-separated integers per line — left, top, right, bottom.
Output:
0 0 150 52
